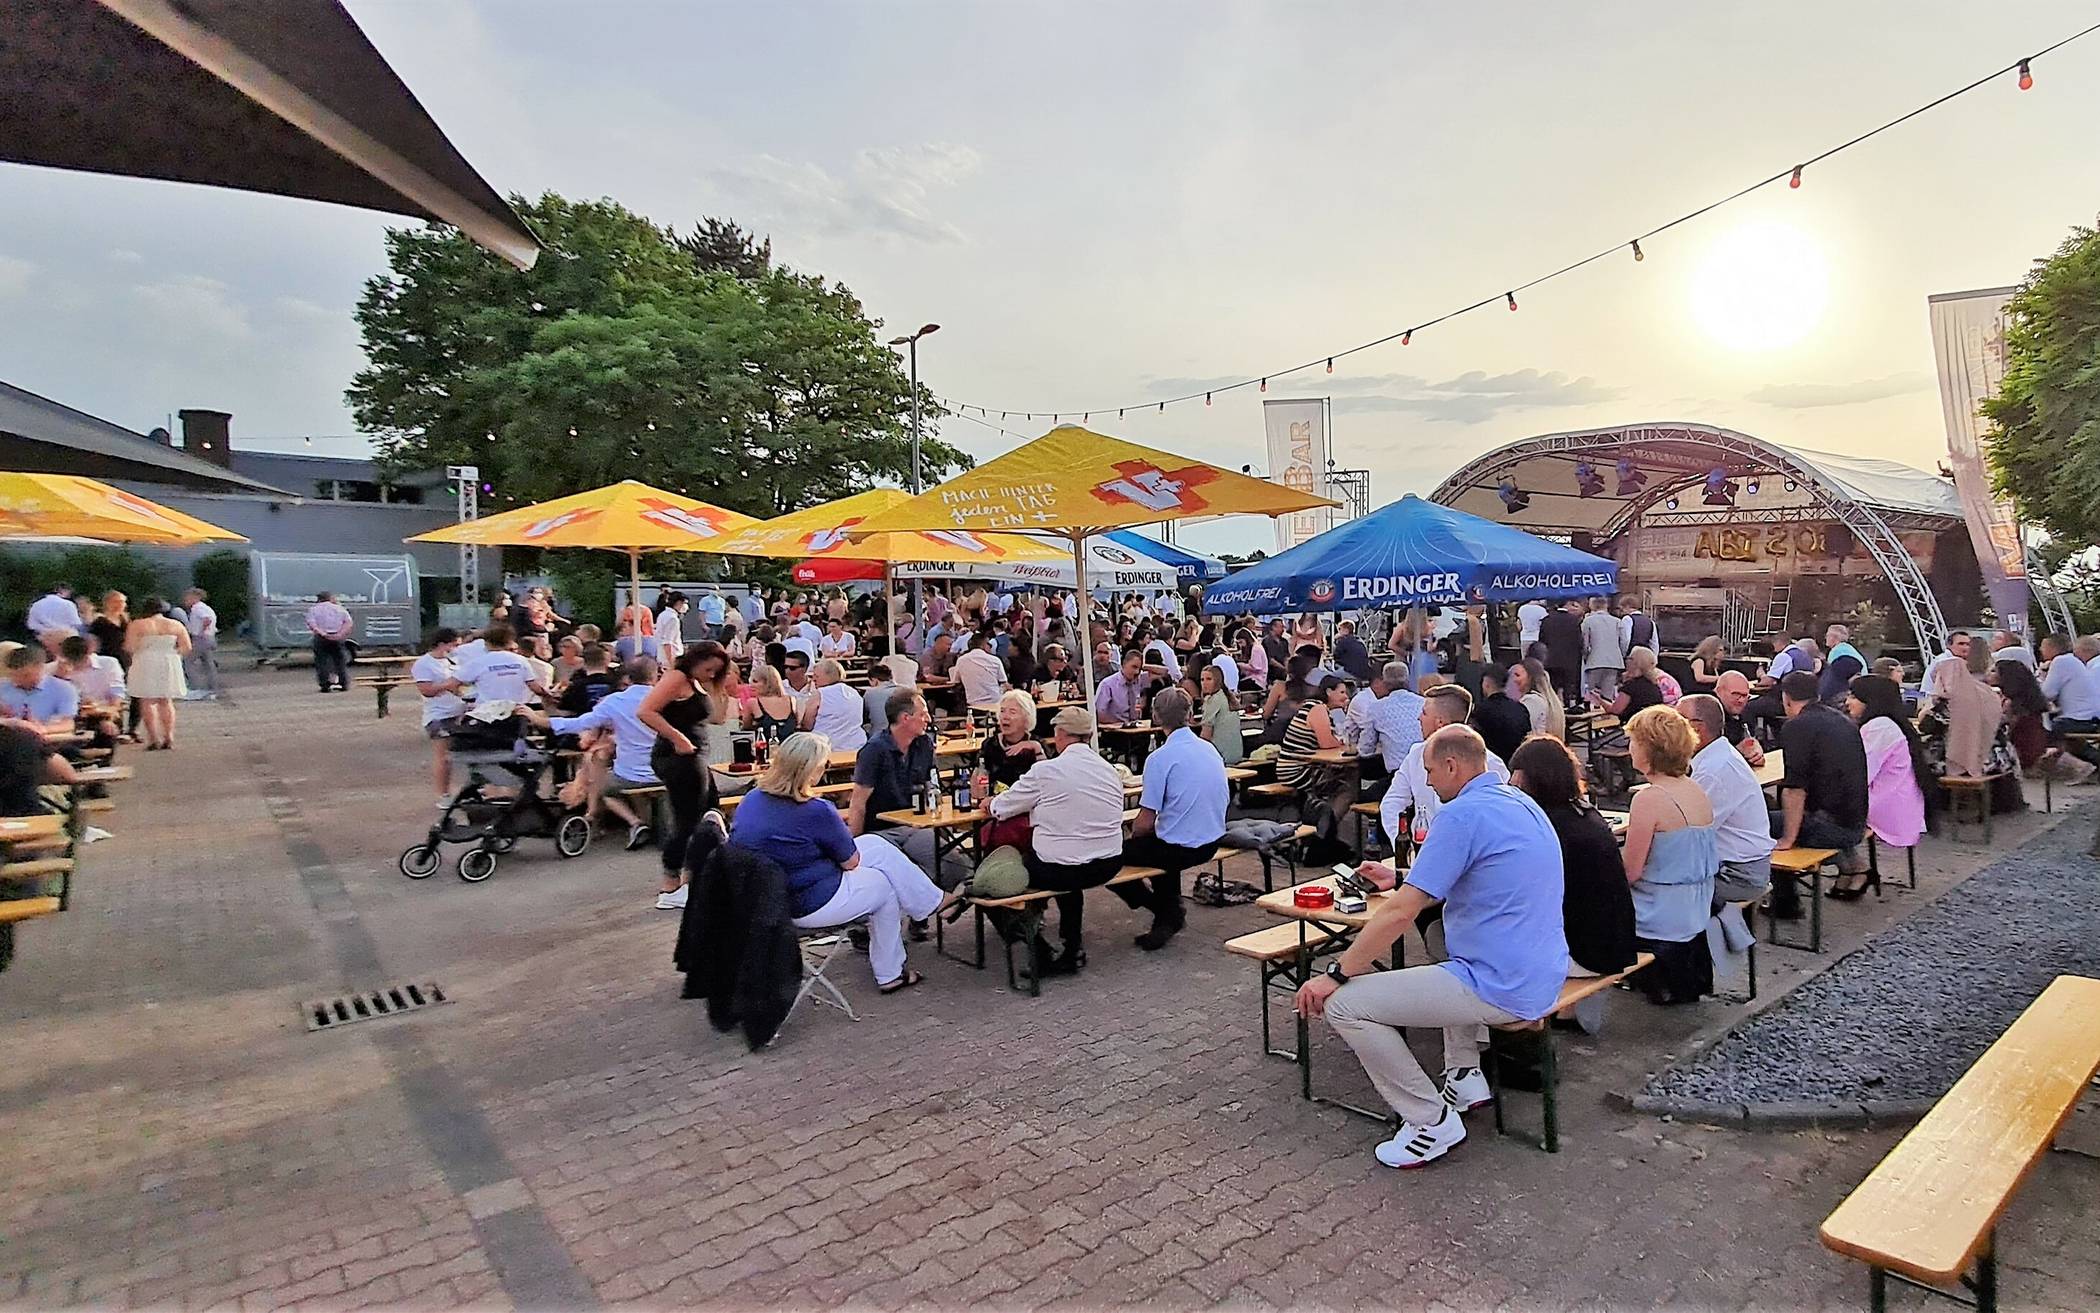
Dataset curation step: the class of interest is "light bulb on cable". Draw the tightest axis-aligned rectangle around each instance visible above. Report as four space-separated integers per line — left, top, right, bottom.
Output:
1631 240 1644 262
1401 331 1411 346
1506 291 1518 312
2018 59 2033 90
1259 378 1267 393
567 426 577 436
1325 358 1333 374
1789 165 1803 189
1204 392 1212 407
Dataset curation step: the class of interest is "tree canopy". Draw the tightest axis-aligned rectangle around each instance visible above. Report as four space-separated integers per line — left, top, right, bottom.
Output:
1983 223 2100 546
347 195 965 516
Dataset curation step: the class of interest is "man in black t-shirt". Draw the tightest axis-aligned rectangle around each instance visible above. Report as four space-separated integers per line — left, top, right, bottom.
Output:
1472 666 1533 762
555 644 619 716
1766 671 1869 918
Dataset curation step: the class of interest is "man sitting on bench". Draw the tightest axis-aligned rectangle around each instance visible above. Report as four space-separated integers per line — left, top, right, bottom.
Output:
984 706 1127 977
1111 688 1226 951
1768 670 1869 918
1294 725 1569 1170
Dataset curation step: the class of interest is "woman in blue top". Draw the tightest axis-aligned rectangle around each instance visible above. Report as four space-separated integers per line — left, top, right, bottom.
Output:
1619 706 1719 1004
728 732 951 993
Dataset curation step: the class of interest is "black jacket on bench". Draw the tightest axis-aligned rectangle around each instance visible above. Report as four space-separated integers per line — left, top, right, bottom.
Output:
677 843 800 1050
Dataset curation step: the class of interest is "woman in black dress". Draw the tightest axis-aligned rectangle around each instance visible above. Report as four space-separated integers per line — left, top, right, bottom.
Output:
638 645 727 910
1508 735 1637 1030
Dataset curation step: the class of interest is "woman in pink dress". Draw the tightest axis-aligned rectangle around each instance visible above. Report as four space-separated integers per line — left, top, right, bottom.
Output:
1840 673 1931 899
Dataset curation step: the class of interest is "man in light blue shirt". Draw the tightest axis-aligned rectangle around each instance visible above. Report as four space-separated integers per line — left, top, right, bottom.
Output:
526 661 660 848
738 591 763 627
2041 633 2100 760
1295 725 1568 1170
1113 688 1226 949
0 646 80 723
1358 661 1426 772
696 589 727 638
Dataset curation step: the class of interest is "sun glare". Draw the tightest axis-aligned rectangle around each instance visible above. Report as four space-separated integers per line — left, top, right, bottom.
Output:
1690 219 1830 352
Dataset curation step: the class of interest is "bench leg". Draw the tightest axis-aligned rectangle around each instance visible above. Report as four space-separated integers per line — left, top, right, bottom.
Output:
1540 1029 1560 1153
1869 1267 1886 1313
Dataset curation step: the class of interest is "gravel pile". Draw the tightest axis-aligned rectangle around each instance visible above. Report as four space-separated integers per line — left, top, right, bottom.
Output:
1642 813 2100 1108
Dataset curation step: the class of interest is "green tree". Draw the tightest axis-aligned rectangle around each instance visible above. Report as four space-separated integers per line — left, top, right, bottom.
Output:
1983 223 2100 545
347 194 965 515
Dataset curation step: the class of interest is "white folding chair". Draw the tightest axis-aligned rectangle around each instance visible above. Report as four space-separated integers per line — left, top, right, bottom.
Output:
776 929 861 1039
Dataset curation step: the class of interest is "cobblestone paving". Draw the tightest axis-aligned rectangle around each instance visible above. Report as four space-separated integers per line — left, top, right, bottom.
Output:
3 667 2095 1311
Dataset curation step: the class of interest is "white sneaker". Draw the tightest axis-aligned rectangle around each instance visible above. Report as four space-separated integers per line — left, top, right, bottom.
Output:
1441 1065 1494 1112
654 886 688 911
1374 1109 1467 1169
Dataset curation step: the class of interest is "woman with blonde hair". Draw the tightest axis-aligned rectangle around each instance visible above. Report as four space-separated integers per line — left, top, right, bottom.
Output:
1620 705 1718 1003
1510 658 1565 741
124 596 191 750
729 731 954 992
1688 636 1727 693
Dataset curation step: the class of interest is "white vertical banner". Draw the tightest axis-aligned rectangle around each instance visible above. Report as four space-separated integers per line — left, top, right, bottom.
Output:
1928 287 2030 631
1264 398 1332 551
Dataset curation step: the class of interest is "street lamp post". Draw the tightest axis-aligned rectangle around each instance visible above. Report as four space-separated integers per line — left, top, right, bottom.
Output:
888 323 939 650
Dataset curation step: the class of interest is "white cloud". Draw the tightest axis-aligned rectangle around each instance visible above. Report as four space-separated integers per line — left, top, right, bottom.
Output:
703 142 982 244
0 255 33 298
131 275 254 342
106 249 144 265
1326 369 1621 422
1745 372 1931 409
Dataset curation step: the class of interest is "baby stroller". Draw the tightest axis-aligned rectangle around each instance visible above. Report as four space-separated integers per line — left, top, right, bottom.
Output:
399 711 591 882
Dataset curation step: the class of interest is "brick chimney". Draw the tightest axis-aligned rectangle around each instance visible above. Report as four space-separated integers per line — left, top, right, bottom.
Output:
178 409 233 468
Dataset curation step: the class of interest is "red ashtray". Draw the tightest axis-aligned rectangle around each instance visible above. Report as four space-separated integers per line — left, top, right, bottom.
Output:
1293 885 1335 910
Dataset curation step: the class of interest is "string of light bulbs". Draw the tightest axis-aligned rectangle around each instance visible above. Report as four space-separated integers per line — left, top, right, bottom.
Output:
931 20 2100 427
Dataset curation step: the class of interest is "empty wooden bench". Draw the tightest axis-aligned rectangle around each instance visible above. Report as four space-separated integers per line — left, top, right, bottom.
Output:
955 865 1164 996
1483 952 1654 1152
1224 921 1344 1060
1820 974 2100 1313
1939 773 2010 844
1242 781 1298 812
1767 846 1840 953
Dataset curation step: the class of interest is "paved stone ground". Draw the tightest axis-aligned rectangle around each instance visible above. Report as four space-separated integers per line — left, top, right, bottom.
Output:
3 666 2097 1311
1644 808 2100 1109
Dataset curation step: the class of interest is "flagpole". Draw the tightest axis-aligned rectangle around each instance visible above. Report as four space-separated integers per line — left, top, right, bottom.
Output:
1073 529 1095 699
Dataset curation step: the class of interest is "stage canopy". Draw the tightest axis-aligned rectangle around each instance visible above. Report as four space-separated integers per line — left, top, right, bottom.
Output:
1427 421 1963 654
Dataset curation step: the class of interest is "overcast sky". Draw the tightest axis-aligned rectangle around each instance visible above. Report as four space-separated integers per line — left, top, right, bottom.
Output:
3 1 2096 553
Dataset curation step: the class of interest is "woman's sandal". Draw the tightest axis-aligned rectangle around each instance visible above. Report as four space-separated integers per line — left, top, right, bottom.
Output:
878 968 925 995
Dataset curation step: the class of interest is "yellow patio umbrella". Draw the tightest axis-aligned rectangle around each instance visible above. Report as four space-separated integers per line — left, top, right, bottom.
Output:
851 424 1335 692
0 472 246 543
709 488 1073 612
407 480 760 636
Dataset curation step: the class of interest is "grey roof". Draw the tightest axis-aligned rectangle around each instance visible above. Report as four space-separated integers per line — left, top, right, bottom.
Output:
0 0 540 269
0 380 288 494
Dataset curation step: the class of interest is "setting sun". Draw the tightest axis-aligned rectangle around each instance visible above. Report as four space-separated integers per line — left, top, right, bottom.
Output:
1690 219 1831 352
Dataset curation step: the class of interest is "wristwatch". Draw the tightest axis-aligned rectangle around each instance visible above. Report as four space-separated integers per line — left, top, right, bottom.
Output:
1323 961 1351 986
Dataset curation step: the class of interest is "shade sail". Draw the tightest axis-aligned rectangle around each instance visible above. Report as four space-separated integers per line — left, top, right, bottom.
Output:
1 0 540 269
1105 529 1226 584
406 481 757 551
708 489 1070 569
894 535 1179 592
850 425 1334 537
0 472 246 543
1203 494 1617 615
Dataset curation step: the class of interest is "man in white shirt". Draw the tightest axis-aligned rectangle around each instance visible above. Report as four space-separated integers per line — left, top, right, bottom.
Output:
26 584 82 639
953 632 1008 707
818 618 858 659
1210 649 1240 695
794 615 824 651
655 594 688 663
1517 600 1547 650
1679 694 1774 904
2077 635 2100 678
448 624 552 708
805 658 867 752
985 706 1129 976
1359 661 1427 774
885 649 919 690
780 648 819 712
2040 633 2100 762
1990 629 2037 673
1142 631 1182 683
1920 632 1969 702
1381 685 1508 850
179 587 219 696
412 628 467 804
305 592 355 693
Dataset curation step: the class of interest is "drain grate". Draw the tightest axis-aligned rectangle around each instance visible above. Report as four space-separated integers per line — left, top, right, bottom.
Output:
302 981 449 1032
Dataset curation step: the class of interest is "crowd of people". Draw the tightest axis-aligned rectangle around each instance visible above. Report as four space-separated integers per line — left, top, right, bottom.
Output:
388 578 2100 1165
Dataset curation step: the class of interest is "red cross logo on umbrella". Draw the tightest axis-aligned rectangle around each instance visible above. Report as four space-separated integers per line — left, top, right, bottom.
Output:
1091 460 1220 515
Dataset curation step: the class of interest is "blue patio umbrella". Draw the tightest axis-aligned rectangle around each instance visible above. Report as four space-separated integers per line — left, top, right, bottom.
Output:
1104 529 1227 585
1201 493 1617 615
